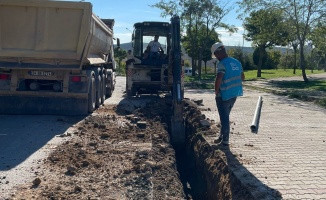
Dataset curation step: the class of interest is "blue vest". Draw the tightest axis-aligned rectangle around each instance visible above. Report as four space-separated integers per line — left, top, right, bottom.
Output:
219 57 243 101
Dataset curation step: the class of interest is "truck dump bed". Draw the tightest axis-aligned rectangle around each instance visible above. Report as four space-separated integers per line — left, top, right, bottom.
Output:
0 0 115 115
0 0 112 69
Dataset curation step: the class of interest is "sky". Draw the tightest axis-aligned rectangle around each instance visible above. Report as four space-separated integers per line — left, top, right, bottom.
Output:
71 0 251 47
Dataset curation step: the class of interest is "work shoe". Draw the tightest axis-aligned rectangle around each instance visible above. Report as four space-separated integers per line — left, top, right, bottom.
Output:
214 137 223 143
217 141 229 149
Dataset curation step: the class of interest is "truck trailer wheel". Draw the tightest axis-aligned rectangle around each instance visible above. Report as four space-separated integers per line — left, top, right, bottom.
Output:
88 76 96 113
95 75 102 108
127 87 136 98
106 87 112 97
106 78 112 97
127 89 132 98
100 74 106 104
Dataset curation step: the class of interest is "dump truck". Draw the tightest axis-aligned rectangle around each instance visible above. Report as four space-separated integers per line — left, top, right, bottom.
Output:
0 0 119 115
126 16 185 144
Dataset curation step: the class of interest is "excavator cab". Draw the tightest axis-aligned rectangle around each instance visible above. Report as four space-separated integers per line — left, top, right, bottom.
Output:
126 16 185 144
132 22 170 64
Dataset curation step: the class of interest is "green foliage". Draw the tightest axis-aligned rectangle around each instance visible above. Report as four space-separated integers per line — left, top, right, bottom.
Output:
243 8 290 77
117 62 126 75
243 9 289 48
227 47 255 70
239 0 326 81
272 80 326 92
183 60 191 68
265 50 282 69
152 0 237 78
318 98 326 108
243 54 256 70
114 47 127 74
182 24 218 61
310 23 326 63
279 52 296 70
253 47 267 66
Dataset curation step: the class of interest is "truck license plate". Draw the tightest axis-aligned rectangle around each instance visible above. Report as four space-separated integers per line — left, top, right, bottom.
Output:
29 70 53 76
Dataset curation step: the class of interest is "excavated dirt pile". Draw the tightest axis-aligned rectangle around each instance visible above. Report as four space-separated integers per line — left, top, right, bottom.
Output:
8 97 254 200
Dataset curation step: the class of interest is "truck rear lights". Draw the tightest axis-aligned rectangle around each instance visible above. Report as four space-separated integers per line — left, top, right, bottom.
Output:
71 76 87 82
0 74 11 80
71 76 81 82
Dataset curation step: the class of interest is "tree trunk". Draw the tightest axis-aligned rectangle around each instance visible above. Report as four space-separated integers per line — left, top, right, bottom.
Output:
285 46 289 71
324 53 326 72
293 48 297 74
299 43 308 82
191 58 196 76
198 47 202 80
257 47 263 77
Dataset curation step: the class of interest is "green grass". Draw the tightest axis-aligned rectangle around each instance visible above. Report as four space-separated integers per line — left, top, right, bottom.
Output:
185 69 325 82
186 69 326 84
272 80 326 92
244 69 324 81
185 69 326 108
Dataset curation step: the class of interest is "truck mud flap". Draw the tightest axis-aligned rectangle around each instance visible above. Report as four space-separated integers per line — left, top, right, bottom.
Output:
0 96 88 115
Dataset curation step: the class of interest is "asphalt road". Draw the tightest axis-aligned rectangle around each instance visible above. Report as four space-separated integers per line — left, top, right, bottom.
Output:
0 76 147 199
0 111 85 198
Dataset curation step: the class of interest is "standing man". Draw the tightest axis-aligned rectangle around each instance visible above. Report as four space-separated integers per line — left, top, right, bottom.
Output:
147 35 163 59
211 42 245 146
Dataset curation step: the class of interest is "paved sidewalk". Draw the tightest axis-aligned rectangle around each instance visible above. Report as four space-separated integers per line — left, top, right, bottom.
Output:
185 73 326 199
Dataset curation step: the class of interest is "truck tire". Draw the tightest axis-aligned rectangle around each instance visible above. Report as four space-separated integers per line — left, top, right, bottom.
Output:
88 76 96 113
106 78 112 97
127 89 132 98
100 74 106 104
127 87 136 98
95 75 102 108
106 87 112 97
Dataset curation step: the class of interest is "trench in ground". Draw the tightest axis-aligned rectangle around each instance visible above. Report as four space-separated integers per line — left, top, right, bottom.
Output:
169 100 255 200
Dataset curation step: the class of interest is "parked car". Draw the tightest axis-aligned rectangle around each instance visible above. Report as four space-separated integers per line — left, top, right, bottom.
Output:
184 67 193 76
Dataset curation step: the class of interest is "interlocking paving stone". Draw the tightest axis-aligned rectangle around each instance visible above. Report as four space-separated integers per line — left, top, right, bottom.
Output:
185 73 326 199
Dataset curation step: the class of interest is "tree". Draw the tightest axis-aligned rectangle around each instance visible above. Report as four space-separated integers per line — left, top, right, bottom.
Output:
114 47 127 75
152 0 236 78
253 47 267 69
266 50 282 69
309 23 326 71
291 40 299 74
239 0 326 82
243 8 289 77
182 24 219 76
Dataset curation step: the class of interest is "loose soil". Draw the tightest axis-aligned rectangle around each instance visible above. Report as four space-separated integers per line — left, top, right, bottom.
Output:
7 96 253 200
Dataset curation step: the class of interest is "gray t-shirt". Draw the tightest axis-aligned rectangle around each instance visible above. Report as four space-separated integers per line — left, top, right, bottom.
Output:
148 41 161 52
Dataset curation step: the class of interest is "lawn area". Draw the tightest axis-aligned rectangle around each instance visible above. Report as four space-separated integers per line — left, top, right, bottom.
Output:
185 69 326 108
244 69 325 81
185 69 325 82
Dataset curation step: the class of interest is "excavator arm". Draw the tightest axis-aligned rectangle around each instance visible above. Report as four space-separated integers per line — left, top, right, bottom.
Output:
170 16 185 145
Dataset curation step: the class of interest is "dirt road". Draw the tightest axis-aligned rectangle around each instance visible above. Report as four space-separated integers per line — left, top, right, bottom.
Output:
0 76 186 199
0 76 258 200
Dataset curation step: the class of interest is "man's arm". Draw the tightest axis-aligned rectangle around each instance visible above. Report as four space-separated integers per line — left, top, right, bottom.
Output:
241 72 245 81
215 72 224 95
